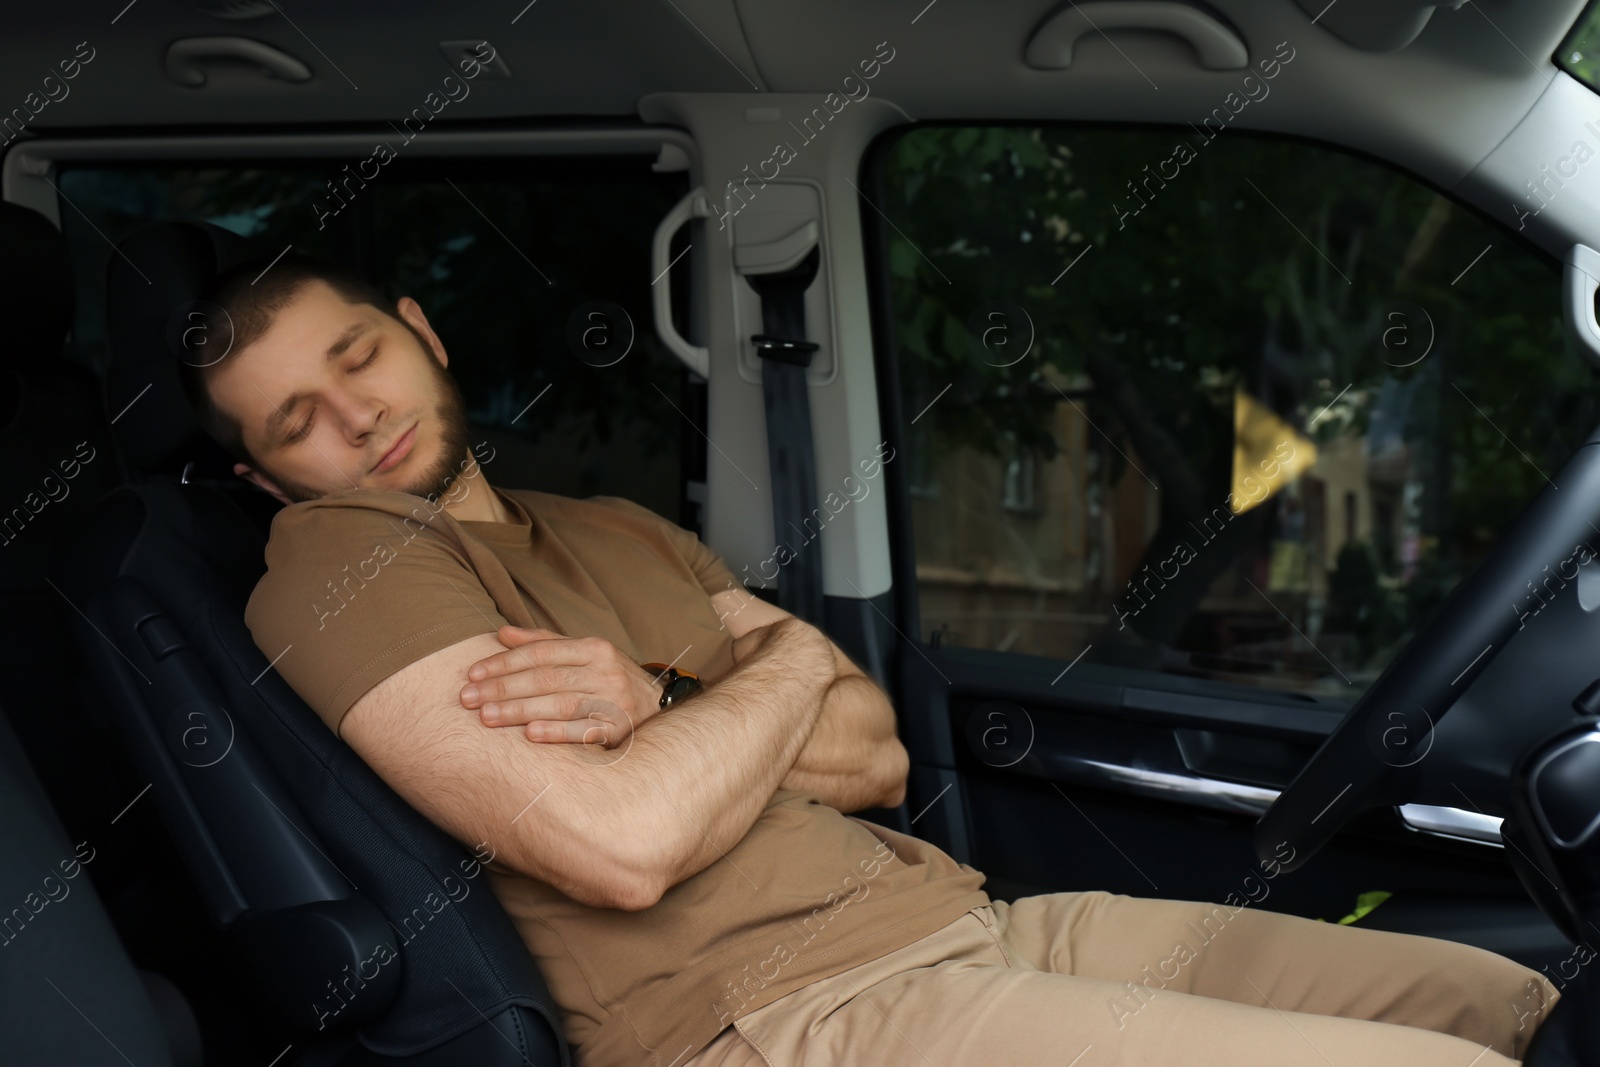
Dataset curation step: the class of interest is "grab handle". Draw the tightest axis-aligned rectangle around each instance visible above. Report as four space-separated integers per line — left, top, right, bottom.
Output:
165 37 313 87
1025 1 1248 70
1564 244 1600 372
651 187 712 379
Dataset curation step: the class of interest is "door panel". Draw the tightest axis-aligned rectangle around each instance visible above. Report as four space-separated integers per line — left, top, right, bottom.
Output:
899 643 1571 968
862 123 1587 970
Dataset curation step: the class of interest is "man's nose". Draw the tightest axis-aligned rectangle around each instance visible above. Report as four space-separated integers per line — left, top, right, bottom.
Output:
332 390 384 440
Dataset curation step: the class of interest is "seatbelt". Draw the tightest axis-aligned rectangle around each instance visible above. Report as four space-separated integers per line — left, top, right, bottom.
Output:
743 245 825 624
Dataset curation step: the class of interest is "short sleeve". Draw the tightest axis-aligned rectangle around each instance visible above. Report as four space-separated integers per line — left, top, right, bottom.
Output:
244 500 509 736
585 495 738 598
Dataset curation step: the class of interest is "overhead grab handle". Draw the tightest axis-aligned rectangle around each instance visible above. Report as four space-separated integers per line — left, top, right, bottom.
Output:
1024 1 1249 71
1564 245 1600 373
651 187 713 379
165 37 313 87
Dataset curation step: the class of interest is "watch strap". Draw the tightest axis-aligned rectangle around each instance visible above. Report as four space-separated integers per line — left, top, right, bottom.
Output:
642 662 702 709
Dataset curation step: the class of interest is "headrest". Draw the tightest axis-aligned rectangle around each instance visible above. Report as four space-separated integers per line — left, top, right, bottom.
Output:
103 220 265 478
0 202 73 369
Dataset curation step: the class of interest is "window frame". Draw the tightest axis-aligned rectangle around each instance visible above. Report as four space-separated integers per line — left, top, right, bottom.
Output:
1555 0 1600 95
7 126 712 532
859 118 1568 711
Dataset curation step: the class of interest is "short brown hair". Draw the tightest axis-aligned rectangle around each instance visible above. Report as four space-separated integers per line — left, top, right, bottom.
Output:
176 252 399 466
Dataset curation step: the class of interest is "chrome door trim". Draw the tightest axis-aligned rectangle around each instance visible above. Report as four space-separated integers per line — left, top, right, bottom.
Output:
1396 803 1506 846
1065 757 1277 815
1049 756 1504 847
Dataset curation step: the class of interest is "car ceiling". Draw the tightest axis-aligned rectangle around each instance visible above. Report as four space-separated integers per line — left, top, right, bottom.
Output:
0 1 1593 225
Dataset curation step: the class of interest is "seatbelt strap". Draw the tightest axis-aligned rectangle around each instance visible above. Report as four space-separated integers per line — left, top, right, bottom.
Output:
743 245 824 624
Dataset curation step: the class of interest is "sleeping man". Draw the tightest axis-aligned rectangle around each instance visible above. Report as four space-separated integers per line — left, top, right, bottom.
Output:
178 250 1559 1067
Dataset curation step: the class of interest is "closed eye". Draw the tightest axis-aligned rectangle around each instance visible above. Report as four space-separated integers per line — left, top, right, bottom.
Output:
284 345 381 444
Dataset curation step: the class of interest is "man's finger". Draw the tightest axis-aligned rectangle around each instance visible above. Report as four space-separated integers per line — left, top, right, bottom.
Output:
475 692 595 726
525 718 614 746
466 628 585 681
495 624 564 646
464 665 592 711
528 699 629 746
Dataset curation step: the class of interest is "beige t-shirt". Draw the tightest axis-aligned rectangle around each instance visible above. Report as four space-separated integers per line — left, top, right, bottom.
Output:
243 483 990 1066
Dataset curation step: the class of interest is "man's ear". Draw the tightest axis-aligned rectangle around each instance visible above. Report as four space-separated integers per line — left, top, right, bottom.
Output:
396 296 448 369
234 463 294 507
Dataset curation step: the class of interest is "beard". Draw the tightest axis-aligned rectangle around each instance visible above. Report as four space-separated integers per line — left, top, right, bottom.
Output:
392 354 473 504
264 347 474 506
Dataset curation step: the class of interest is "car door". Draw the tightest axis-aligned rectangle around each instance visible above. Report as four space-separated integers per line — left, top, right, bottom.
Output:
859 121 1594 970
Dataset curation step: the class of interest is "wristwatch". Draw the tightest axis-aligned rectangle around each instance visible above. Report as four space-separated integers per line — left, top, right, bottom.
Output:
641 662 702 709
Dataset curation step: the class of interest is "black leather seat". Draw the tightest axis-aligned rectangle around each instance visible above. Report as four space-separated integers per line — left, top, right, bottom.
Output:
0 202 126 847
51 218 575 1066
0 200 199 1067
0 706 194 1066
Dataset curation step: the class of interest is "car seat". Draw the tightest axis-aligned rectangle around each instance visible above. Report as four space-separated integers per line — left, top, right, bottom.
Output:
50 216 575 1066
0 200 199 1065
0 202 126 853
0 702 200 1066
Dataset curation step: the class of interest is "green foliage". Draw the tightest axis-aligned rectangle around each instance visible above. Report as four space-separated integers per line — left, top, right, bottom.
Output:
1326 540 1406 668
877 123 1598 569
1557 3 1600 91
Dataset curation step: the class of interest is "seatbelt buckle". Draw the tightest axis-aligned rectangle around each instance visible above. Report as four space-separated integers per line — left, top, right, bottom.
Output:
751 333 820 367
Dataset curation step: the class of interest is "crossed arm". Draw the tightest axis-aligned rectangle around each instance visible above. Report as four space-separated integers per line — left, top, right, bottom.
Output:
457 587 908 814
339 610 902 911
706 587 909 813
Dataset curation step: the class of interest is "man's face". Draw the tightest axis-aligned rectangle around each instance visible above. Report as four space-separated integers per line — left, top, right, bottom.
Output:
207 280 472 506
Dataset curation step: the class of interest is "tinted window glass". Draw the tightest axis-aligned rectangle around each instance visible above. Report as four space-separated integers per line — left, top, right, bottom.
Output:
872 126 1589 698
1557 1 1600 93
55 159 701 522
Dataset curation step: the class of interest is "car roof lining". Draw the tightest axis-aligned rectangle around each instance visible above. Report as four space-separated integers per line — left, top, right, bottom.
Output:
3 2 1596 254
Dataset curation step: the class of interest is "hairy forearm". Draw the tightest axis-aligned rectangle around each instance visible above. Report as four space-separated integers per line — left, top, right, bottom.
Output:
780 674 909 812
595 618 834 900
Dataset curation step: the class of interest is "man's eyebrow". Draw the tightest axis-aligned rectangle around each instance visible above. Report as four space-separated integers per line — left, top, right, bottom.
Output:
262 321 377 442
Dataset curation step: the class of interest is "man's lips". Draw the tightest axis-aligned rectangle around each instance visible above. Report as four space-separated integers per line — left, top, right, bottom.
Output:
373 423 417 473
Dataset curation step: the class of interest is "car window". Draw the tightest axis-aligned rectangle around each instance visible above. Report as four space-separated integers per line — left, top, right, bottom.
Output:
54 158 705 527
1557 0 1600 93
867 125 1595 699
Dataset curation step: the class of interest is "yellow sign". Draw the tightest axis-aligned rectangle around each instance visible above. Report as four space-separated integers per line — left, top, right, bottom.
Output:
1231 387 1316 514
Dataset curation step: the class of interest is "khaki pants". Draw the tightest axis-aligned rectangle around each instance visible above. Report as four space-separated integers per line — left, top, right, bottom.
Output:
685 891 1561 1066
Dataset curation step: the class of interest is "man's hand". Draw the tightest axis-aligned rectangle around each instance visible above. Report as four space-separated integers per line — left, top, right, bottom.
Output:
458 625 664 747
